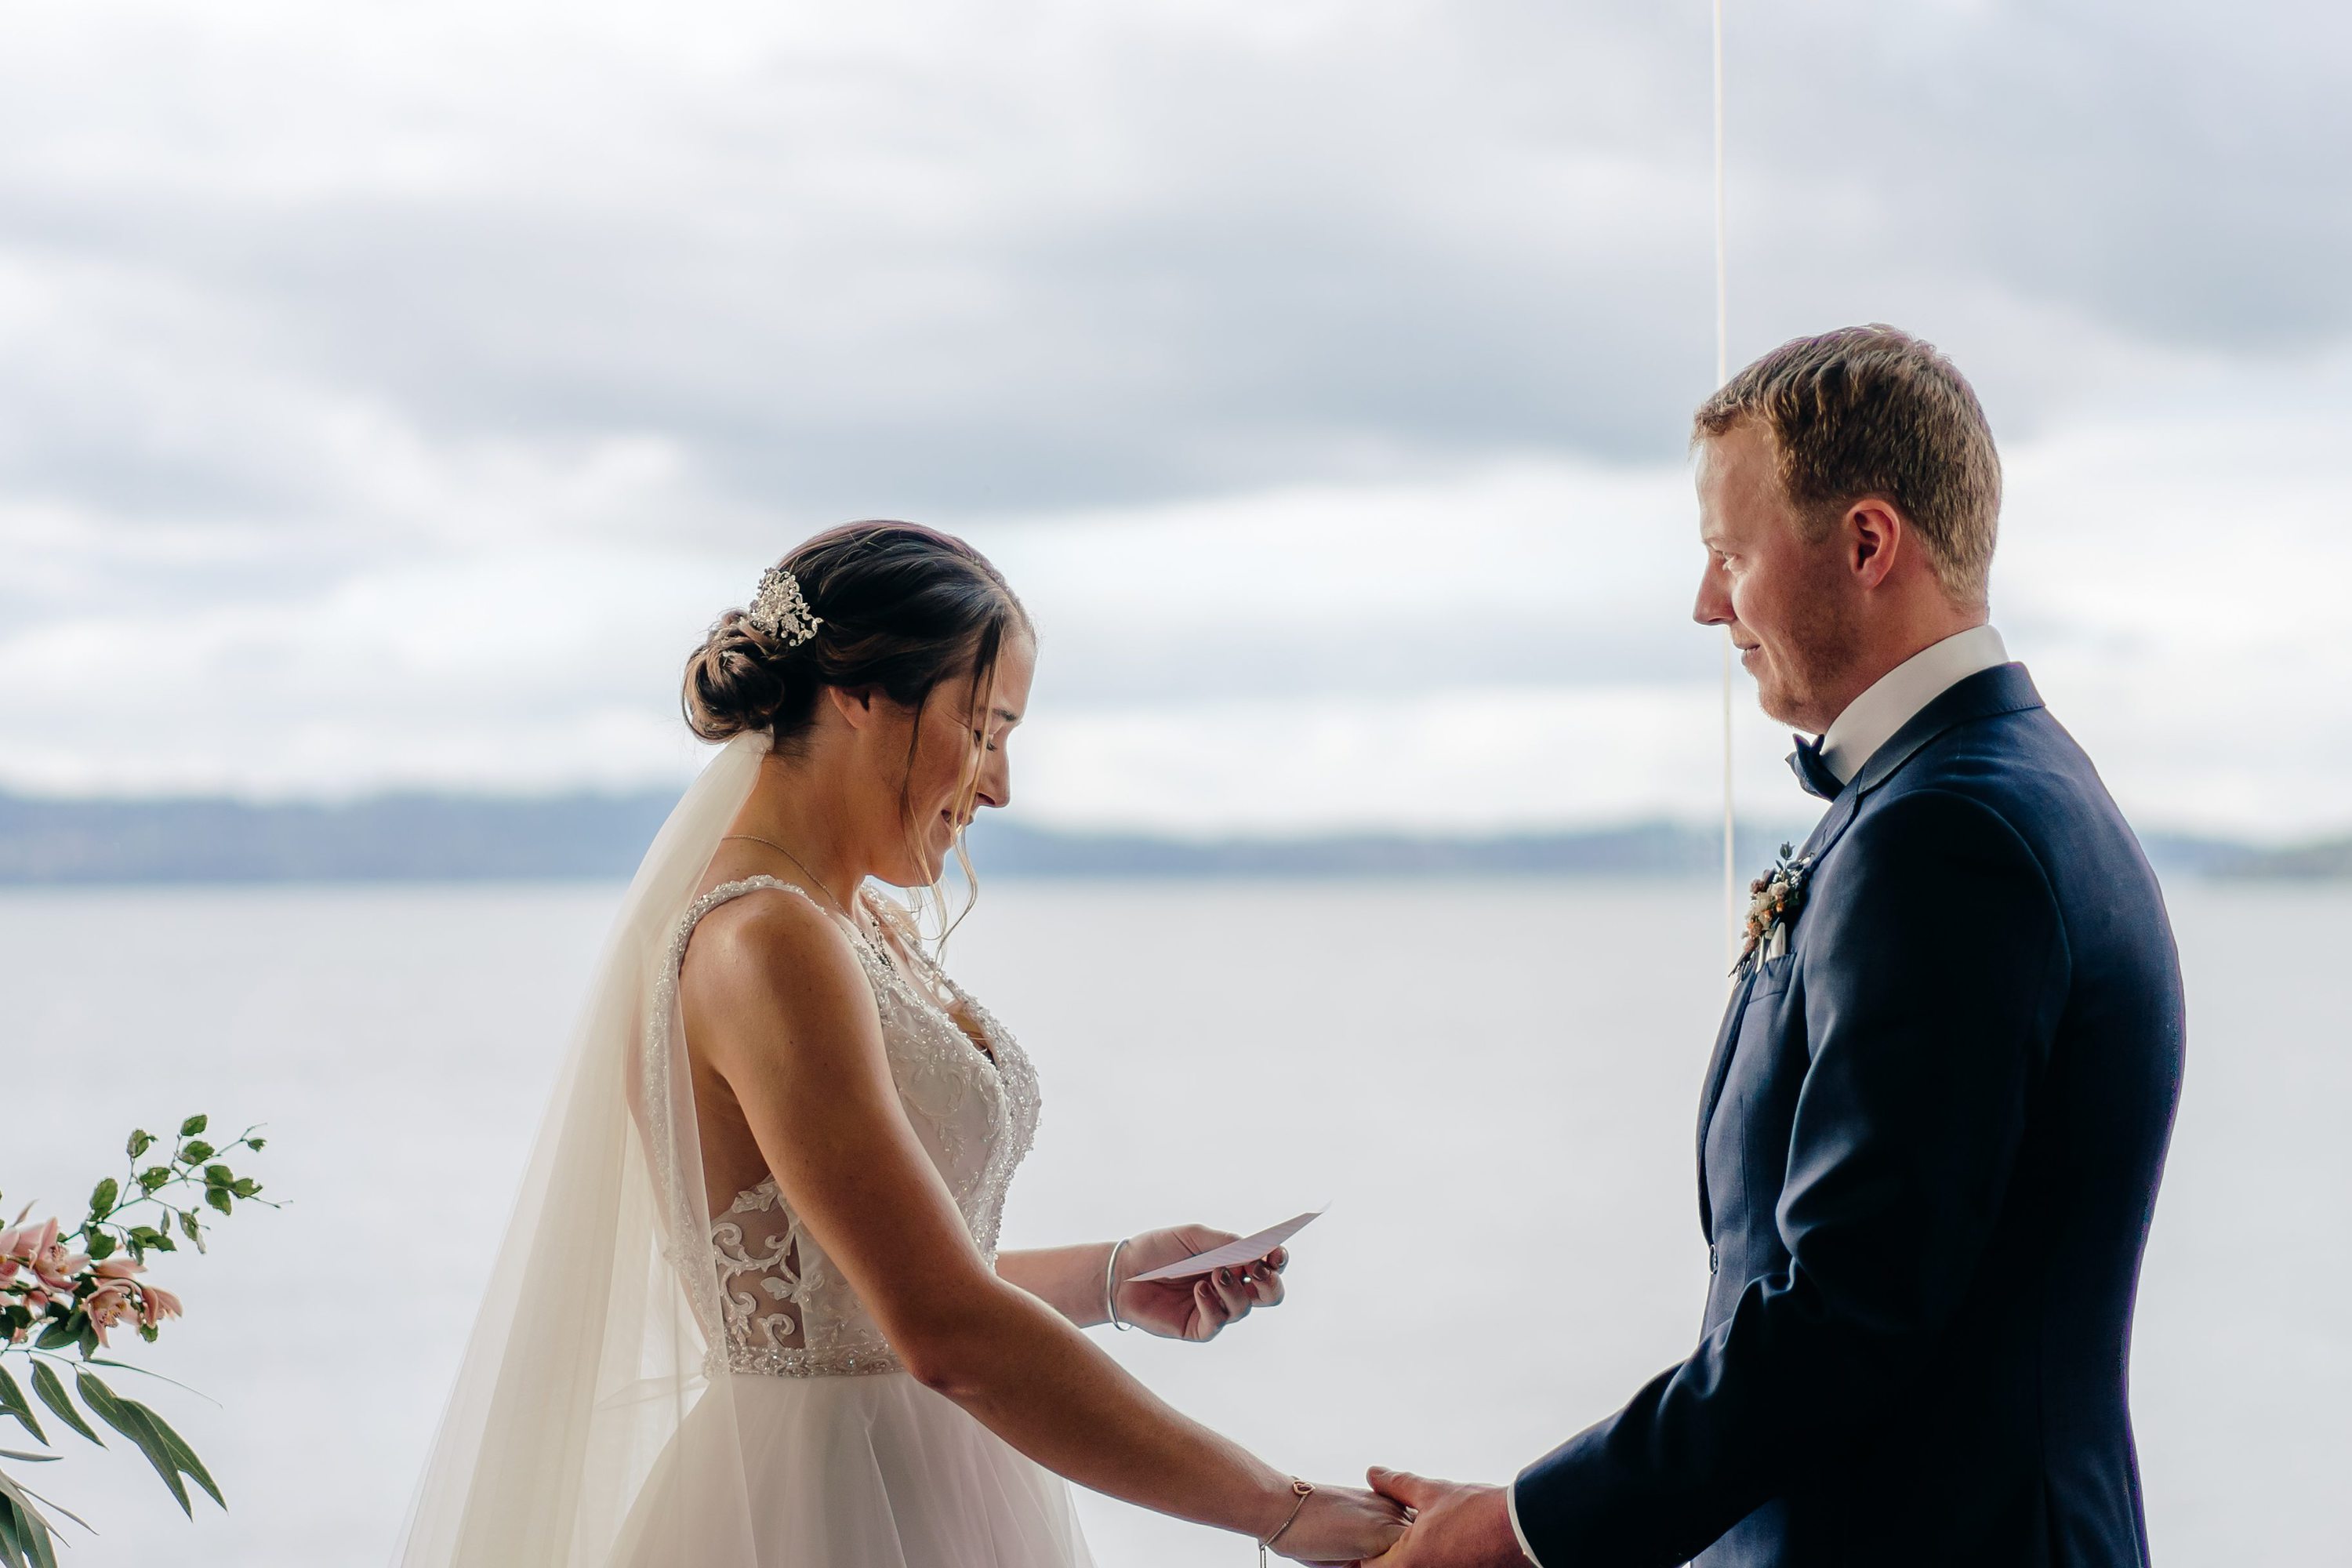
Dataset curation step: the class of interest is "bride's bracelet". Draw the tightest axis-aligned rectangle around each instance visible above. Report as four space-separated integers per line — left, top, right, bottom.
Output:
1102 1237 1132 1331
1260 1479 1313 1566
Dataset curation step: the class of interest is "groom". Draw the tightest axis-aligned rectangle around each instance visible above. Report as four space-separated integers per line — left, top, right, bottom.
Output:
1370 326 2185 1566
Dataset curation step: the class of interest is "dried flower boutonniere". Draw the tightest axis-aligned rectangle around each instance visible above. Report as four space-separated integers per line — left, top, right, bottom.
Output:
1734 841 1815 975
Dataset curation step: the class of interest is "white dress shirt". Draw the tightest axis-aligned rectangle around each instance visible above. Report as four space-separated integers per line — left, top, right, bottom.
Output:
1502 624 2010 1568
1817 624 2009 785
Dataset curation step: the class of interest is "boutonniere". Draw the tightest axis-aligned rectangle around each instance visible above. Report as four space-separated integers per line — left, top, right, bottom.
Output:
1734 841 1814 975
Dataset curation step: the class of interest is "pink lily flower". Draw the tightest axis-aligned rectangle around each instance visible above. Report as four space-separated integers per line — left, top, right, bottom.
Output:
24 1219 87 1294
137 1284 184 1328
0 1217 53 1260
0 1217 46 1283
83 1279 138 1345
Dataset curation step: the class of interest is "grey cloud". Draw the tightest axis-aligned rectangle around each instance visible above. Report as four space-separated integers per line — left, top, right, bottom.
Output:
1701 1 2352 400
0 1 2343 535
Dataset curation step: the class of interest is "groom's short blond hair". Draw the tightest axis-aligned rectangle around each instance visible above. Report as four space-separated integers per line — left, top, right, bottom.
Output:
1694 325 2002 608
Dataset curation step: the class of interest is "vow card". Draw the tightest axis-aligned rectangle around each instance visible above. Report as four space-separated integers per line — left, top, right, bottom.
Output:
1127 1208 1325 1283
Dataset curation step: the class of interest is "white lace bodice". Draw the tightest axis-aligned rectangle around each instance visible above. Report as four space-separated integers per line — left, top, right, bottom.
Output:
652 876 1043 1379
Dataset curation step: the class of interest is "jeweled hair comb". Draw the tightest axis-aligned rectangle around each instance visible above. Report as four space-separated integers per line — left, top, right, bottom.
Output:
745 564 824 647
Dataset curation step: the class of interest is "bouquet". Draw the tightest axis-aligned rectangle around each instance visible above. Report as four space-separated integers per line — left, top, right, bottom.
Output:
0 1116 272 1567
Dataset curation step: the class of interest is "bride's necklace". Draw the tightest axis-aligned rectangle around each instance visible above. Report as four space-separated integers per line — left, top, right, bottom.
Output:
719 834 891 963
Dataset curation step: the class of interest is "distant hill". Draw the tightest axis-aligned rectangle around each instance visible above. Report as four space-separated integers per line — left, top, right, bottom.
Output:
965 818 1812 879
0 788 2332 884
2225 839 2352 879
0 790 679 883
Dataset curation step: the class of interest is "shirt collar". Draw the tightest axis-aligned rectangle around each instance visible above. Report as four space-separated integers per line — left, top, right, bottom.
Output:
1817 624 2009 785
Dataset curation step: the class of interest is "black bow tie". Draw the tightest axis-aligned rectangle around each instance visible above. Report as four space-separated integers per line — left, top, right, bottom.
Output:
1788 735 1844 800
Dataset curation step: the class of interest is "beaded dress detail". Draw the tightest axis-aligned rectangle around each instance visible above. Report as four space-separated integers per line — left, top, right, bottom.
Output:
654 876 1043 1381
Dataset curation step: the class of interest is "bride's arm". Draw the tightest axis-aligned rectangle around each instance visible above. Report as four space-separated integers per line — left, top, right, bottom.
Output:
682 895 1403 1563
995 1245 1117 1325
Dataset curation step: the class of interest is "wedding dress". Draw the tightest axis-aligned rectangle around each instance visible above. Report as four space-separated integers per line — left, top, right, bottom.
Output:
609 875 1091 1566
394 733 1093 1568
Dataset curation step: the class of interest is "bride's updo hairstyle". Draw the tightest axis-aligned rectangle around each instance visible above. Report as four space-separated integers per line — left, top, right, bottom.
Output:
685 521 1029 937
684 521 1029 755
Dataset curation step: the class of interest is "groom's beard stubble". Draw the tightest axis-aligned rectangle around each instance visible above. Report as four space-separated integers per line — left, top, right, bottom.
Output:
1755 554 1865 734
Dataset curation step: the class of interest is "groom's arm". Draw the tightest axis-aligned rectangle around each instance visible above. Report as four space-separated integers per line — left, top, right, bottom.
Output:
1512 788 2069 1566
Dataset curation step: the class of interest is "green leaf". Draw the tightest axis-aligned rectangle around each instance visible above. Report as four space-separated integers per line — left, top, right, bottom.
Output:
178 1115 207 1138
0 1470 86 1530
73 1373 189 1516
24 1367 95 1450
85 1179 118 1219
230 1180 259 1200
84 1232 116 1262
0 1493 31 1568
179 1210 201 1244
0 1466 68 1568
205 1189 232 1217
180 1141 215 1164
202 1165 233 1187
73 1374 220 1514
137 1167 172 1193
27 1326 70 1356
0 1454 53 1465
244 1137 266 1152
126 1128 154 1160
0 1376 40 1447
125 1402 222 1510
7 1503 52 1568
74 1358 212 1404
0 1468 64 1568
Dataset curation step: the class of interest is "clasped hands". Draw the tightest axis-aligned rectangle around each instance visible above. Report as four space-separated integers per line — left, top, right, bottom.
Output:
1246 1470 1527 1566
1108 1229 1526 1566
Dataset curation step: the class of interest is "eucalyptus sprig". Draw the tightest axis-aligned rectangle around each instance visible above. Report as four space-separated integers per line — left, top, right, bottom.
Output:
0 1114 274 1566
76 1115 277 1276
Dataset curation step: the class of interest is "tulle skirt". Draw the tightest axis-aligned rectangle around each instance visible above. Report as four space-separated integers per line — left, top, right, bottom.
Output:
610 1372 1096 1568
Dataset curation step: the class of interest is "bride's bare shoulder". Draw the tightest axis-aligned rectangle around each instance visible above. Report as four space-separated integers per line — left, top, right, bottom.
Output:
677 884 873 1051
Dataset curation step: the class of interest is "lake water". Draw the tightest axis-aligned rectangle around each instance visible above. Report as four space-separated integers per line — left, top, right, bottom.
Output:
2 878 2343 1565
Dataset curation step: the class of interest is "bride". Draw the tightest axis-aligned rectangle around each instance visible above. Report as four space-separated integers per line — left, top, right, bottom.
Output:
396 521 1407 1567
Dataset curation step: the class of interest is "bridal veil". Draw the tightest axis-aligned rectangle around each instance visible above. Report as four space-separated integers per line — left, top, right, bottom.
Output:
395 733 769 1566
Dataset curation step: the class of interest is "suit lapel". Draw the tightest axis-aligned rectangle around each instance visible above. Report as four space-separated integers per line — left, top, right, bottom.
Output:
1792 662 2045 868
1850 662 2043 794
1696 964 1759 1240
1692 662 2046 1242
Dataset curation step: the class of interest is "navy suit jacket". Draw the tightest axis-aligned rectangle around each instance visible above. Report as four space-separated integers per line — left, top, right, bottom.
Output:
1514 663 2184 1567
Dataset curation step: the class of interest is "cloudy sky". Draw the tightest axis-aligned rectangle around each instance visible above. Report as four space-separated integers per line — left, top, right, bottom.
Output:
3 0 2347 840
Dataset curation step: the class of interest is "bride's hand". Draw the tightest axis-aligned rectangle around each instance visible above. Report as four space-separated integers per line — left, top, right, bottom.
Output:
1111 1225 1287 1341
1268 1483 1412 1565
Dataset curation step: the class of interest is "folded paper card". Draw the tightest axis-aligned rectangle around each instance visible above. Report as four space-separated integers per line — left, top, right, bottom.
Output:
1127 1208 1326 1283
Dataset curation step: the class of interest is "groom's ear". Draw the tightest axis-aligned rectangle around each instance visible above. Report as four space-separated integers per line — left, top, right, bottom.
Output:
1845 498 1907 591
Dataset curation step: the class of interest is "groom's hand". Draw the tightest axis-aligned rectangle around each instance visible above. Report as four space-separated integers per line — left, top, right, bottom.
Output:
1362 1468 1530 1568
1112 1225 1287 1341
